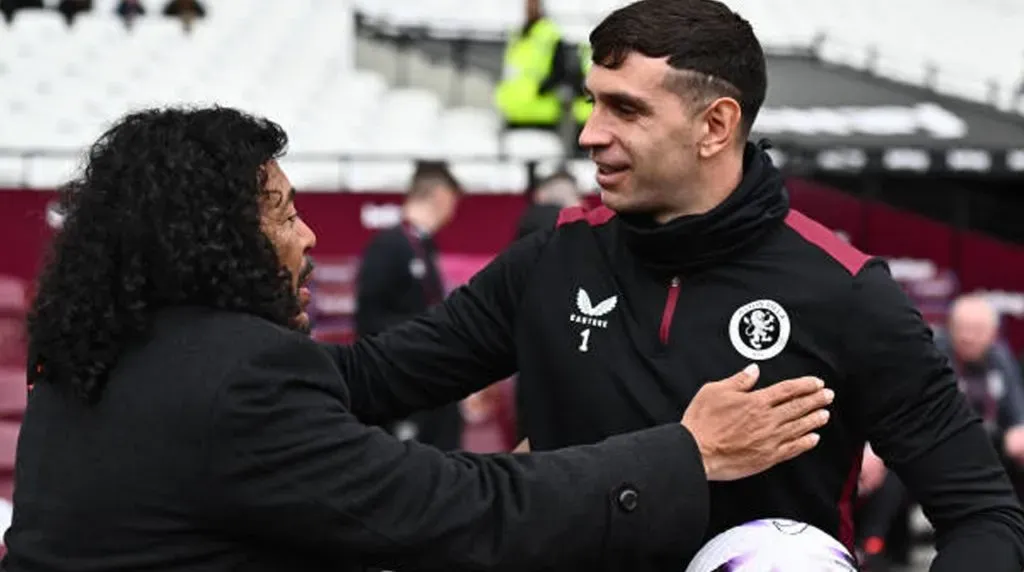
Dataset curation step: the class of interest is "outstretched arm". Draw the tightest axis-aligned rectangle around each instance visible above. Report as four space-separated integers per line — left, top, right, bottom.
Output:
324 230 551 425
844 261 1024 571
207 332 711 570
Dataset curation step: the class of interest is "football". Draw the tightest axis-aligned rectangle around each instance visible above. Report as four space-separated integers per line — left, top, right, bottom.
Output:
684 518 858 571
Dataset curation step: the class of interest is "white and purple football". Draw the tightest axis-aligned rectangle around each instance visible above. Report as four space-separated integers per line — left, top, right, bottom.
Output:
684 518 858 572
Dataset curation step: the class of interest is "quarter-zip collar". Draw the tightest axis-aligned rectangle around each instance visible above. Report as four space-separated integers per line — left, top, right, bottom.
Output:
617 141 790 276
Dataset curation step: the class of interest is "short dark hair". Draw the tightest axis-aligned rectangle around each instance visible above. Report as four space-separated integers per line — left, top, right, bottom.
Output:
27 106 294 403
590 0 767 136
407 160 462 199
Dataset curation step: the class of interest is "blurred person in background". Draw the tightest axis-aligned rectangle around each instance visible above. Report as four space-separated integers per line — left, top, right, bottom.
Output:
115 0 144 28
0 0 43 24
56 0 91 26
854 444 912 571
508 169 583 443
515 169 583 240
327 1 1024 570
938 294 1024 480
495 0 590 135
1 105 803 572
355 161 464 451
855 292 1024 570
460 170 584 453
162 0 204 32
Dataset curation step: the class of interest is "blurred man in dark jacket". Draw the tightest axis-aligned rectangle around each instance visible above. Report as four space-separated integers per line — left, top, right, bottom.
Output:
938 294 1024 468
355 161 464 450
515 169 583 240
856 293 1024 570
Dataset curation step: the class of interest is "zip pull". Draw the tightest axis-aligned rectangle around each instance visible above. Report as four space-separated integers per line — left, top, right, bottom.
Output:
659 276 682 345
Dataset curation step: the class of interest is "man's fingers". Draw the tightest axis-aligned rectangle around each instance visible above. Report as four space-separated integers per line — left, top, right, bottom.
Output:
757 376 825 405
724 363 760 390
774 433 821 464
777 408 830 441
776 388 834 424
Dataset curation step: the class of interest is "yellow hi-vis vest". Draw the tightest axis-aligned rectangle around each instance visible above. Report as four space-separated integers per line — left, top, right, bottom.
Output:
494 18 563 126
571 43 594 125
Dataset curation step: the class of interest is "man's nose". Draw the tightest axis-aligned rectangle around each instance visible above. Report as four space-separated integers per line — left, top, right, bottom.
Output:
301 220 317 251
578 114 611 151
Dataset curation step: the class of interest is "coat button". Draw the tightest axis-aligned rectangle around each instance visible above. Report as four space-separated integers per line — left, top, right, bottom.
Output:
617 487 639 512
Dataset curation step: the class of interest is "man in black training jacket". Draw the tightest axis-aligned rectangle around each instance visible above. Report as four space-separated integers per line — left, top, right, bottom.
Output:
356 161 463 451
325 2 1024 571
2 106 831 572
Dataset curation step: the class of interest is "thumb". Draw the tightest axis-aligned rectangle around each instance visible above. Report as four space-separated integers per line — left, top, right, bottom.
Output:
728 363 760 390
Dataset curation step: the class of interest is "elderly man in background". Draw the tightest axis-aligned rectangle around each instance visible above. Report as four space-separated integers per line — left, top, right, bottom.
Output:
856 292 1024 570
938 294 1024 469
515 169 583 240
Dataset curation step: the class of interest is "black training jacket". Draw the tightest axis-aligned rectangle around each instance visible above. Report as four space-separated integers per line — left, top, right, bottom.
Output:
330 143 1024 571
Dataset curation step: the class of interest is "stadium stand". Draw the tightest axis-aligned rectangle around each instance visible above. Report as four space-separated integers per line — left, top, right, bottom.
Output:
0 276 27 373
355 0 1024 110
0 420 18 495
1 2 1022 568
2 0 1023 192
0 369 26 423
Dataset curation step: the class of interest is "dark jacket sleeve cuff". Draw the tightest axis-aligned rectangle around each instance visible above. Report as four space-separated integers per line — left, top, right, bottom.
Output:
600 424 709 559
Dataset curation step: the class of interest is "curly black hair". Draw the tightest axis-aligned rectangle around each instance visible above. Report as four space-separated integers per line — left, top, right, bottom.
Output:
27 106 297 403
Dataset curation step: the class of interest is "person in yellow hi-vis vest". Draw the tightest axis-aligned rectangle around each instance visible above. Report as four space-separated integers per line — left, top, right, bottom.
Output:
570 42 595 136
495 0 571 130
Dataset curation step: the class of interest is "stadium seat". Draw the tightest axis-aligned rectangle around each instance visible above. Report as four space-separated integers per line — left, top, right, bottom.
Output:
344 160 416 192
450 160 528 192
277 158 346 191
0 277 27 317
0 421 19 500
500 129 566 162
0 319 27 370
0 496 10 557
0 158 24 187
2 0 1021 192
0 277 28 371
0 370 27 422
25 156 82 189
566 159 599 193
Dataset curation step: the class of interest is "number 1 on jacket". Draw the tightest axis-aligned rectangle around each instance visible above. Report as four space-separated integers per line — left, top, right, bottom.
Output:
578 328 592 352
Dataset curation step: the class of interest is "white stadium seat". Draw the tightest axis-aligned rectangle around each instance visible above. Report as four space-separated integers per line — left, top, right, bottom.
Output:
1 0 1021 191
277 158 346 191
500 130 565 162
343 160 416 192
450 160 528 192
25 156 83 189
0 158 25 187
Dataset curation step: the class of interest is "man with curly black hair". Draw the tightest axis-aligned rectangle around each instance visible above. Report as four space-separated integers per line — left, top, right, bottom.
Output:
1 106 833 572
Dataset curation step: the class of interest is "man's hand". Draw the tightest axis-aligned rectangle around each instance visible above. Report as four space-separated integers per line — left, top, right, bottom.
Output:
681 364 833 481
1004 425 1024 466
858 444 887 497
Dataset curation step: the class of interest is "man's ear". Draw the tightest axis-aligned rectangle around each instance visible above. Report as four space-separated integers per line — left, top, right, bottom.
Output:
698 97 742 158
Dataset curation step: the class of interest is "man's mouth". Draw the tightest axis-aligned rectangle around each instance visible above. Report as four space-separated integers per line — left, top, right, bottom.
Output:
595 161 630 187
297 257 315 306
595 162 629 174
